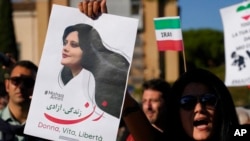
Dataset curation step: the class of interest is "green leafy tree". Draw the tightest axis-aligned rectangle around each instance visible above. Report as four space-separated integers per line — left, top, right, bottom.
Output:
182 29 224 68
0 0 18 82
0 0 18 58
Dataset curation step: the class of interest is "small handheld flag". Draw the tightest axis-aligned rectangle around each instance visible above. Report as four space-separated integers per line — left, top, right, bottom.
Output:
154 16 184 51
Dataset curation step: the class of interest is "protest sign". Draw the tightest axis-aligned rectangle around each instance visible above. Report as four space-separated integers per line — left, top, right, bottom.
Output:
24 4 138 141
220 2 250 86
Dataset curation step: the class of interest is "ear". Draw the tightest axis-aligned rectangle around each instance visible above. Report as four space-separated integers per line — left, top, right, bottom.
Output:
5 79 10 93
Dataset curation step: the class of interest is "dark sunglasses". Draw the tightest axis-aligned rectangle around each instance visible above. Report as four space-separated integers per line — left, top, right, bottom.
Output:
8 76 35 88
180 93 218 111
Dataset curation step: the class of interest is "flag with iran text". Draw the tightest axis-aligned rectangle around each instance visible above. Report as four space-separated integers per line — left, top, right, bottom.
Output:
154 16 184 51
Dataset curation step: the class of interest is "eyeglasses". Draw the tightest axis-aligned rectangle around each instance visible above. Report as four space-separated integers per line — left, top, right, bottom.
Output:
8 76 35 88
179 93 218 111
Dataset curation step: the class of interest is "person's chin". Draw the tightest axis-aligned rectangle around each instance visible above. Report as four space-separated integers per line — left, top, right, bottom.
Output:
61 59 69 65
193 135 210 141
16 95 31 102
61 61 66 65
146 116 155 123
193 129 211 141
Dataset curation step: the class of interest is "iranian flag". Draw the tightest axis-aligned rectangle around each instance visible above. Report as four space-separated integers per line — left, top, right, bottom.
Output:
154 16 184 51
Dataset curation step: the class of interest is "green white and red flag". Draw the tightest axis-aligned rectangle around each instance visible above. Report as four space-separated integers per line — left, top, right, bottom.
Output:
154 16 184 51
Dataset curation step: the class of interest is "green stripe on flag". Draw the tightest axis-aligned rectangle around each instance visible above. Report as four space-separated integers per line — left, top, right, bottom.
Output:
154 18 180 30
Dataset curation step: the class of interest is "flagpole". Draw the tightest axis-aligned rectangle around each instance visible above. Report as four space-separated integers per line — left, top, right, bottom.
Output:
182 44 187 72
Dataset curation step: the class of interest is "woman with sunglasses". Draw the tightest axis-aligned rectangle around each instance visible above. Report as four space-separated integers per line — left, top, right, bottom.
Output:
0 60 50 141
168 68 241 141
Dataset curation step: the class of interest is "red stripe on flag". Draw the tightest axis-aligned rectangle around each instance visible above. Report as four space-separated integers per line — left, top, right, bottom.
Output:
157 40 183 51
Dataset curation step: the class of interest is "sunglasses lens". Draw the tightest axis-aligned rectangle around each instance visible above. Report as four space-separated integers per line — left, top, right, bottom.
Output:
180 96 197 110
9 77 21 86
23 77 35 88
180 94 218 111
9 77 35 88
201 94 217 108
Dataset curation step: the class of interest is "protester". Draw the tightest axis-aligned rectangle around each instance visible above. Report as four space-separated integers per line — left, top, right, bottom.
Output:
125 78 171 141
124 68 247 141
122 91 165 141
141 78 171 132
0 60 48 141
123 67 250 141
168 68 243 141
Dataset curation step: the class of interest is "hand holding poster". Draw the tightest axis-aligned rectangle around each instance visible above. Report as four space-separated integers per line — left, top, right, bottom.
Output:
24 4 138 141
220 2 250 86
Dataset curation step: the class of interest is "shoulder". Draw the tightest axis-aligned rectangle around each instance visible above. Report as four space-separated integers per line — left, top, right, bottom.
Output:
0 106 9 119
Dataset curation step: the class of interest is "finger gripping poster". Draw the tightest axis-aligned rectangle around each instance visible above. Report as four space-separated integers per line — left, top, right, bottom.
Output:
24 4 138 141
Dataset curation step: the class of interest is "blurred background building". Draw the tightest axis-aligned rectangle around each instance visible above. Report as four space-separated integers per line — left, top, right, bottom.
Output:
11 0 179 91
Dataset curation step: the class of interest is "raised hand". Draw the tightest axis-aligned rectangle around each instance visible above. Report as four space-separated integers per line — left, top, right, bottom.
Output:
78 0 108 19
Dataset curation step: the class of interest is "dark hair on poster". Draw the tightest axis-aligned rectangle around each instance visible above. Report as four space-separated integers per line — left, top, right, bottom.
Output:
60 23 130 118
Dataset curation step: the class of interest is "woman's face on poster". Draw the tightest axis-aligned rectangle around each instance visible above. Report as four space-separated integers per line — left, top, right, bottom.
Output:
61 31 83 68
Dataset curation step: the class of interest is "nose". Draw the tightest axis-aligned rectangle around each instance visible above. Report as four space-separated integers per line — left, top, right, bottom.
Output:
147 101 153 109
143 100 152 109
194 102 204 113
63 43 70 51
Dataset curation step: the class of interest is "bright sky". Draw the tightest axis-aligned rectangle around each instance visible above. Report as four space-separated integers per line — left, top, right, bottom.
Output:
178 0 246 31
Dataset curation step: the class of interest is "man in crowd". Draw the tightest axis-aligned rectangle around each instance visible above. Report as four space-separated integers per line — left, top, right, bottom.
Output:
125 78 171 141
0 60 47 141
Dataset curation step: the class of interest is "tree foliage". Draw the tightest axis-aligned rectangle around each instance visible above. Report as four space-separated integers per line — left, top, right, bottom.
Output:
0 0 18 82
182 29 225 68
0 0 18 58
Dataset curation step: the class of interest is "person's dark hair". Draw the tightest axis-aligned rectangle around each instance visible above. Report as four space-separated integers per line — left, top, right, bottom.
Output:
9 60 38 78
168 68 239 141
142 78 171 102
61 23 130 118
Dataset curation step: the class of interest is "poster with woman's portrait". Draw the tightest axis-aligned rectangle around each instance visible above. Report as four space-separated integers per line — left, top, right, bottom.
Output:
24 4 138 141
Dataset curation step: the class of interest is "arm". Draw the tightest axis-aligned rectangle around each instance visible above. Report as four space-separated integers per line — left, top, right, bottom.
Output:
122 92 162 141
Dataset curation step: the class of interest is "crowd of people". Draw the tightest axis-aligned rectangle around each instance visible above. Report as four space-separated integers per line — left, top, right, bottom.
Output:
0 0 250 141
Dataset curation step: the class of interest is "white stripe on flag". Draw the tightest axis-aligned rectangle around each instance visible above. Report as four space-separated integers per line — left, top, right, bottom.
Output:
155 29 182 41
